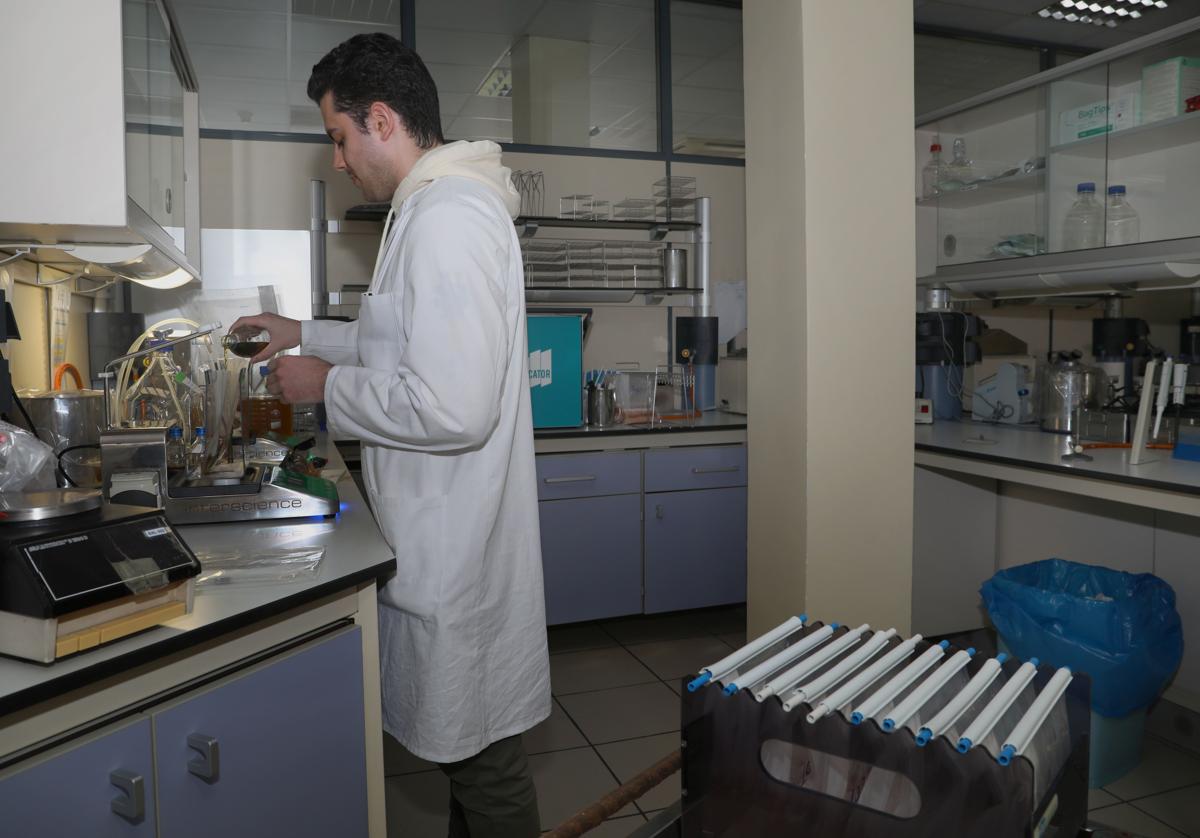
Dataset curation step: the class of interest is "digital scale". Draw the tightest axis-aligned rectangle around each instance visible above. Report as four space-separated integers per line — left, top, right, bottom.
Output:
0 490 201 663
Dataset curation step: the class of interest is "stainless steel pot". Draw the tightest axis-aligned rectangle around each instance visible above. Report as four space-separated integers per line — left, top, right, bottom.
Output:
15 389 105 453
1039 354 1104 434
662 248 688 289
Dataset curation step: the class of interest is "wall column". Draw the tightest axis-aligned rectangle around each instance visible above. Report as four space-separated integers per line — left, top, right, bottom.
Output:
744 1 915 635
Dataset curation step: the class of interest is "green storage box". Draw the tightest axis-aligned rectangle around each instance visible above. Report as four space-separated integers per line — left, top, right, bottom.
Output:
527 314 584 428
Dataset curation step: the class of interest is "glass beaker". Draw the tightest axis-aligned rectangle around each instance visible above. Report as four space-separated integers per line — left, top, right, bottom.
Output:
222 327 270 359
241 365 293 439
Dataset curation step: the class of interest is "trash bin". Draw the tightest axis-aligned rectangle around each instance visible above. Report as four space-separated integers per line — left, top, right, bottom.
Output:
981 558 1183 788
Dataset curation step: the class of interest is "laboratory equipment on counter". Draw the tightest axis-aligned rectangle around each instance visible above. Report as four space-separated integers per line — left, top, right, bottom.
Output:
1104 186 1140 245
916 291 984 421
1038 352 1104 435
243 365 293 437
1062 182 1104 251
14 364 105 487
675 316 718 412
0 489 200 662
1093 296 1150 398
100 427 338 525
970 362 1034 424
681 620 1090 838
526 313 585 428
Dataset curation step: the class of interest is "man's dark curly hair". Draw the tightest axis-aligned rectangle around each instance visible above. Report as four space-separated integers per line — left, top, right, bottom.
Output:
307 33 444 149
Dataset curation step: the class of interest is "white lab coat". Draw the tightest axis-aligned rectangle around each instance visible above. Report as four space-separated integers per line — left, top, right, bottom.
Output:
302 165 550 762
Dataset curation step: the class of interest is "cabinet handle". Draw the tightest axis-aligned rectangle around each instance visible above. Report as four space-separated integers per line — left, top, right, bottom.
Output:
165 187 172 214
655 504 664 519
543 475 597 484
691 466 739 475
109 769 145 822
187 733 220 783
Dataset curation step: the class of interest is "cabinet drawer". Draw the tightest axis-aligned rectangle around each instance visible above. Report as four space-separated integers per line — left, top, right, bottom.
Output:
645 445 746 492
536 451 641 500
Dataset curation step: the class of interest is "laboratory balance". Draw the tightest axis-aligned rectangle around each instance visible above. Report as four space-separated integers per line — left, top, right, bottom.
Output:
97 323 339 526
0 489 201 663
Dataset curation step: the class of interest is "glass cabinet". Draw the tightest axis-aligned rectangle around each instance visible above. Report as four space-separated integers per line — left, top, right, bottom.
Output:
917 18 1200 291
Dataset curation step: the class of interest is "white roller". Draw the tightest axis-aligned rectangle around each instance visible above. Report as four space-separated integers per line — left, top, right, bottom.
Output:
851 641 948 725
754 623 871 702
956 658 1039 753
915 654 1007 747
803 633 923 722
783 629 896 714
998 667 1073 765
687 614 806 692
881 648 975 732
721 624 836 695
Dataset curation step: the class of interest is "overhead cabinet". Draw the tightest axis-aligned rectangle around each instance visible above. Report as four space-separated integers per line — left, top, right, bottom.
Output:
0 0 200 283
916 17 1200 297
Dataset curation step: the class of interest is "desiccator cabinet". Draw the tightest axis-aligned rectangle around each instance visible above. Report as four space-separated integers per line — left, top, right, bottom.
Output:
0 626 367 838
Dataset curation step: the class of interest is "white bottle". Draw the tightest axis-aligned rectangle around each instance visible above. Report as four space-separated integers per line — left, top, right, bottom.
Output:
1105 185 1140 246
1062 182 1104 251
921 141 943 199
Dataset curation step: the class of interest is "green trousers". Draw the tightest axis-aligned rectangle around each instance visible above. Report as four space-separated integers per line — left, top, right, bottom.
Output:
438 734 541 838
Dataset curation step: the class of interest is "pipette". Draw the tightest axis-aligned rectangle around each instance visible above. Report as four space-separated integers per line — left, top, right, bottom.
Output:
1173 363 1190 407
882 647 976 732
720 623 836 696
957 658 1039 753
916 653 1007 747
778 629 895 713
1154 357 1175 439
998 667 1073 766
802 632 920 720
687 614 806 692
851 641 949 725
753 624 870 701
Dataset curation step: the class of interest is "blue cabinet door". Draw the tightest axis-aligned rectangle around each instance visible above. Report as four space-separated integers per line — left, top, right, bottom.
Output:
0 717 156 837
644 487 747 613
153 627 367 838
540 494 643 624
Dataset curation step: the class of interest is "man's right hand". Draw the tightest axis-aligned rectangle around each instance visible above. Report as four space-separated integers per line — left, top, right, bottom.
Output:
227 312 302 364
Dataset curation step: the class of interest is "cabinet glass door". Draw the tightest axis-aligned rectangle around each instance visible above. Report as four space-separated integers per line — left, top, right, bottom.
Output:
918 87 1048 270
1102 29 1200 249
123 0 153 223
1046 61 1111 254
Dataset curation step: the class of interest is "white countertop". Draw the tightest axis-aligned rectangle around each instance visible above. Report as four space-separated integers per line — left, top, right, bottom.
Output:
915 419 1200 515
0 439 394 715
533 410 747 454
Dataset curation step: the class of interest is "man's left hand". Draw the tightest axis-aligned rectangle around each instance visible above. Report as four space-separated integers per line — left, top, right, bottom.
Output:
266 356 332 404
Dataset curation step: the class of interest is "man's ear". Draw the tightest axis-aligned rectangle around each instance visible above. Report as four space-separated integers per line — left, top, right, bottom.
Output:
371 102 402 141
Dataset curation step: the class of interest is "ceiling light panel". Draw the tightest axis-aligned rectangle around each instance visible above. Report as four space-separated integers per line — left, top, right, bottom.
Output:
1032 0 1167 25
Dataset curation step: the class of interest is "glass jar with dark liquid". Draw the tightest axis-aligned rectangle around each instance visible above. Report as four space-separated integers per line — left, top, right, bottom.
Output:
222 328 270 359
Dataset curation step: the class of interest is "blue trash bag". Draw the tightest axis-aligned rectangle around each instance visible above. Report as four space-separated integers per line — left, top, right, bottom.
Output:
981 558 1183 718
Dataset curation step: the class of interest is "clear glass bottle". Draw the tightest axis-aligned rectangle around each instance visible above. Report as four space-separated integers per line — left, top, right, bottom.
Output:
167 425 187 471
188 426 206 477
921 141 943 199
1105 185 1140 246
940 137 974 187
1062 182 1104 251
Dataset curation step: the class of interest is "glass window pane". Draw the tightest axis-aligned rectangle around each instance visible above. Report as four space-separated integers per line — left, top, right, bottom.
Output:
670 1 743 158
417 0 658 152
171 0 402 133
916 34 1042 117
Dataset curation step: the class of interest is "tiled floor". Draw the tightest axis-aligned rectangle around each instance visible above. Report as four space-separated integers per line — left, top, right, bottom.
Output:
1086 735 1200 837
384 604 745 837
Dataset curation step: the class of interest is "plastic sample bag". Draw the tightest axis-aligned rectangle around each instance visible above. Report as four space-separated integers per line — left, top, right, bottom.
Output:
0 420 57 492
981 558 1182 718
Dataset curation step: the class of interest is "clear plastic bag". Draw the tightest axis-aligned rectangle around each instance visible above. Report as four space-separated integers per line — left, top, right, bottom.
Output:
0 420 57 492
194 546 325 588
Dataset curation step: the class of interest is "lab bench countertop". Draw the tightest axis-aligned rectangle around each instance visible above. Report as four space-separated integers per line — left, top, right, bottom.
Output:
0 439 395 718
915 419 1200 500
534 410 747 453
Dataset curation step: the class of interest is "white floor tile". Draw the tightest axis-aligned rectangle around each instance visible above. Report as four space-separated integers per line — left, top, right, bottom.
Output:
1104 739 1200 801
1089 787 1120 811
1088 803 1186 837
1130 785 1200 836
529 747 638 829
627 636 736 682
550 646 658 696
559 682 681 744
595 732 682 813
385 770 450 838
549 623 619 655
524 699 588 755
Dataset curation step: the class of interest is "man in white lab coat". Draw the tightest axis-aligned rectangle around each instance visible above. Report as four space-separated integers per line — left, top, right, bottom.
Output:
230 34 550 837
